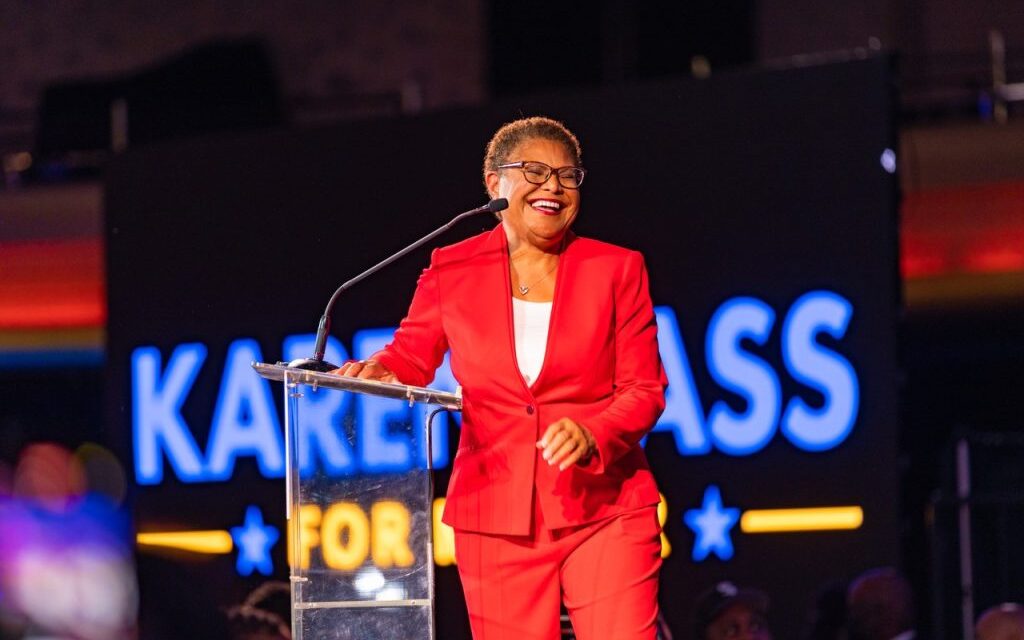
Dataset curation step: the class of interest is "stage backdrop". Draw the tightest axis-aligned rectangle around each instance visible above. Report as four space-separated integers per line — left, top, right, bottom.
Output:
105 56 899 639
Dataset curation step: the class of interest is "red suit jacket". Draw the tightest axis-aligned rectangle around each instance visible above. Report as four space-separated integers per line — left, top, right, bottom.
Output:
374 225 667 535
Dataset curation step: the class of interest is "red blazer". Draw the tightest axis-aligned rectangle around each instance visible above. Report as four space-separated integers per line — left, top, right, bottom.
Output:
374 225 667 535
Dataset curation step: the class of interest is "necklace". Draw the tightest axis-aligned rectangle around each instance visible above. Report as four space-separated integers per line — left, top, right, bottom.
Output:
515 260 558 296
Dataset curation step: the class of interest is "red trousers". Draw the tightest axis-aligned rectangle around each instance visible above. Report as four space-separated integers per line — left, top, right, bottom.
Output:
454 502 662 640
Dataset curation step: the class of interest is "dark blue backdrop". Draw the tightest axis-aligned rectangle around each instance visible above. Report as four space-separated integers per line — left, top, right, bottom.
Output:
105 56 899 639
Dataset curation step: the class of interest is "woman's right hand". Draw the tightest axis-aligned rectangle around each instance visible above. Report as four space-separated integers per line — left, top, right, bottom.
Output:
330 359 398 383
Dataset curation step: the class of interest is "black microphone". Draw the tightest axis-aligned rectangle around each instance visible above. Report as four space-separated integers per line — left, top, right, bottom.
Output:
287 198 509 371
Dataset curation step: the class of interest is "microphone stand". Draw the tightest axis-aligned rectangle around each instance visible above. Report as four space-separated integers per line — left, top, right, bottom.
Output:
287 197 509 371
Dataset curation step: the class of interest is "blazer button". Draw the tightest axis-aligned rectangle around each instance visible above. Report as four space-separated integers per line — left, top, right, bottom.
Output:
526 405 535 415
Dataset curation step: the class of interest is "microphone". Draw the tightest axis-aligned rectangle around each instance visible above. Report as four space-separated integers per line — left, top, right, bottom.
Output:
287 197 509 371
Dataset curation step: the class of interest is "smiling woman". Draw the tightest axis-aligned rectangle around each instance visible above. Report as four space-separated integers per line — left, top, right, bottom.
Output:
334 116 668 640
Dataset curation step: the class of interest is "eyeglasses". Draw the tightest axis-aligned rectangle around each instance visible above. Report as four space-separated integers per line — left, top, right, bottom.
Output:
497 161 587 189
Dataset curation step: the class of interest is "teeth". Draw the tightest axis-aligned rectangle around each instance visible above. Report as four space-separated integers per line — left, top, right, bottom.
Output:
530 200 561 210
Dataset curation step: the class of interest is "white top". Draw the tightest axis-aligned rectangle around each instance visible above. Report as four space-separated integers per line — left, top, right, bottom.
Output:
512 298 552 386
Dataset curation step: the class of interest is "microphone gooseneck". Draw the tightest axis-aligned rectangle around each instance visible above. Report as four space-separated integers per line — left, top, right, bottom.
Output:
287 198 509 371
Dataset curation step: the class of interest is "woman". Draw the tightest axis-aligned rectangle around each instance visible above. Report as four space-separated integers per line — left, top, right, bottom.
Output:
337 116 666 639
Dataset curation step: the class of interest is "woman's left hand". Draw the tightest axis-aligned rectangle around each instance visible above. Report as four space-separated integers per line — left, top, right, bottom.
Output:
537 418 597 471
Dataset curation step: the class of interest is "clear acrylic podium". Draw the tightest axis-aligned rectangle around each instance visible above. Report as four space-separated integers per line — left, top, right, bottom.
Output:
253 362 461 640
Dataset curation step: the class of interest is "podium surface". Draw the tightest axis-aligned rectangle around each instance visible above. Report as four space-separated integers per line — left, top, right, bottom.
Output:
254 363 460 640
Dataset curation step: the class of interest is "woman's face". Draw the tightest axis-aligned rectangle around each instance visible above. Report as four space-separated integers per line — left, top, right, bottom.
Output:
485 137 581 252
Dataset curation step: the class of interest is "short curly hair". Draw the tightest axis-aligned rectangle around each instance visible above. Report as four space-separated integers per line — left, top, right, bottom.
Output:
482 116 582 189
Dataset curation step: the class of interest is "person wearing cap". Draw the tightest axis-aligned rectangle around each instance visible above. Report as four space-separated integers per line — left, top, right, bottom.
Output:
693 581 773 640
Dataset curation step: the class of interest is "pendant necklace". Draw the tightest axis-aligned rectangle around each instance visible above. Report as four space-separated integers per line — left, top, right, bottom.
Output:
516 260 559 296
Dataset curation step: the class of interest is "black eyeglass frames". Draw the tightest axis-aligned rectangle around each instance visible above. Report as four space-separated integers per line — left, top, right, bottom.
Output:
497 161 586 189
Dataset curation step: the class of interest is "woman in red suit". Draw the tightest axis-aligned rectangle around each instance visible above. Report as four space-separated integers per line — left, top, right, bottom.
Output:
338 116 667 640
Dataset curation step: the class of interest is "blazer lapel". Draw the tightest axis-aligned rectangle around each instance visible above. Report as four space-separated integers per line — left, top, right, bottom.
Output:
507 232 577 395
